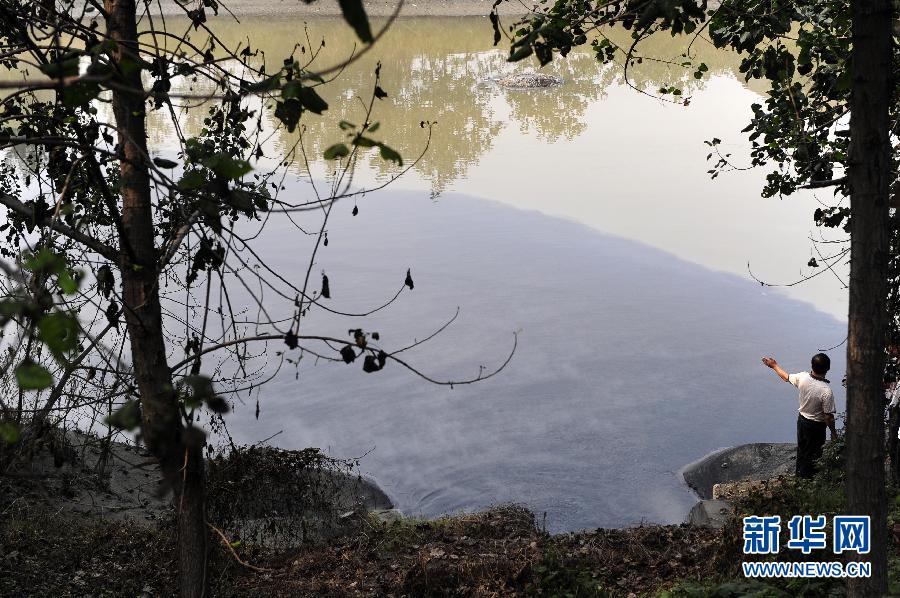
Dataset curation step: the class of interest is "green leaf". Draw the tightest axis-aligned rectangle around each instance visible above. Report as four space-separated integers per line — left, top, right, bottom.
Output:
274 99 302 132
0 298 26 320
340 344 356 363
37 312 79 361
184 137 205 161
509 45 533 62
245 74 281 93
297 86 328 114
0 421 20 444
39 57 80 79
206 395 230 414
836 68 851 91
353 136 377 148
15 360 53 391
324 143 350 160
96 264 114 298
61 81 101 107
57 270 80 295
281 80 303 100
24 249 66 276
338 0 373 43
302 71 326 84
177 170 206 190
85 61 114 79
362 354 383 373
378 143 403 166
202 154 253 180
153 157 179 169
183 374 216 409
106 399 142 431
489 8 501 46
118 54 144 76
226 189 253 211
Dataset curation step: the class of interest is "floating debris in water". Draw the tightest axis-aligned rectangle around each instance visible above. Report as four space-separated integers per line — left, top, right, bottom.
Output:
496 72 563 89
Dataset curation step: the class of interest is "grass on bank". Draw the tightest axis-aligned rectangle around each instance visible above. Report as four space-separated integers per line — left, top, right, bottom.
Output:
3 436 900 596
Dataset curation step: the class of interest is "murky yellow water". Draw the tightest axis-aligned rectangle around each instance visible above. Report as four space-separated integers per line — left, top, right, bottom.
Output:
141 16 844 318
152 17 753 192
1 16 843 316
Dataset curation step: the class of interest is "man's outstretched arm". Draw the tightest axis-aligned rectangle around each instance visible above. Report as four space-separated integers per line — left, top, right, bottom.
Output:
762 357 790 382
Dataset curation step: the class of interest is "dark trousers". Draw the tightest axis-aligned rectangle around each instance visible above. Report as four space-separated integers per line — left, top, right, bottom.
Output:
796 414 827 479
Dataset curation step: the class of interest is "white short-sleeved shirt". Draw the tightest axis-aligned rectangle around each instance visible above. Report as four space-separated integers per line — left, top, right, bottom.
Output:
887 385 900 439
788 371 835 423
889 384 900 408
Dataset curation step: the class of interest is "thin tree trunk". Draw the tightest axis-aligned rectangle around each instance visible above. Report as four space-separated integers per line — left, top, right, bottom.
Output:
178 442 208 597
105 1 207 595
846 0 892 595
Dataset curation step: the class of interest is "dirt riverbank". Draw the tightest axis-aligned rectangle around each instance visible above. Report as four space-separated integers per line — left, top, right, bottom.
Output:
0 430 738 596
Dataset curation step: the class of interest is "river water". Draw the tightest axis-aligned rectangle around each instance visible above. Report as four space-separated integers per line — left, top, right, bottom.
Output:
49 16 859 530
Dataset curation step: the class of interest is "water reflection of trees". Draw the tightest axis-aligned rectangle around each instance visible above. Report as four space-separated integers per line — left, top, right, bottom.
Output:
157 17 753 194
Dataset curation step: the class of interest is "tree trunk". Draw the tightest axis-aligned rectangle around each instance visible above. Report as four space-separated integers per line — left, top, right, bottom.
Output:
105 1 207 596
178 442 208 597
846 1 892 596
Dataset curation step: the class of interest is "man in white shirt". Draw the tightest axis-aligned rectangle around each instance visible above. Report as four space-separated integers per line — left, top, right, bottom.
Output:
886 374 900 482
762 353 837 479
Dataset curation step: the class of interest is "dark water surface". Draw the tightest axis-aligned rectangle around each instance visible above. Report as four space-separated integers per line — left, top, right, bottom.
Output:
37 16 845 531
0 11 851 531
225 190 845 531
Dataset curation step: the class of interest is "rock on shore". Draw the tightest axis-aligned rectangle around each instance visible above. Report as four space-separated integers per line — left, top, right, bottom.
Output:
206 444 394 546
681 443 796 528
682 443 796 500
496 72 563 89
2 430 393 547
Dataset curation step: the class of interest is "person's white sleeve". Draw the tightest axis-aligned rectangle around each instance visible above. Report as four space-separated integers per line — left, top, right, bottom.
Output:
890 387 900 408
788 372 803 387
823 390 836 415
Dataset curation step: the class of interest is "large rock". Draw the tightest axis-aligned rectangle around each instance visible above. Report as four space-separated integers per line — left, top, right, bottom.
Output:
3 431 395 549
207 446 393 547
682 443 796 500
371 508 405 524
712 477 792 501
496 72 563 89
1 428 174 523
687 499 734 528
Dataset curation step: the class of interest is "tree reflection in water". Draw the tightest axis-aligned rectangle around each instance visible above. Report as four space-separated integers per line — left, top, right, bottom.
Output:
148 17 753 197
